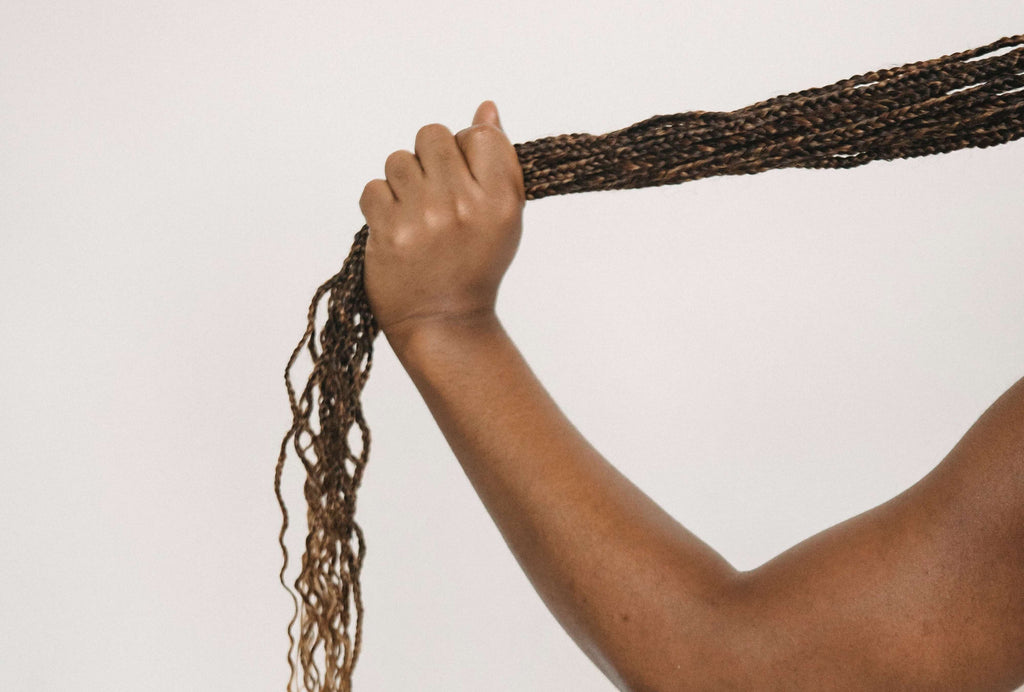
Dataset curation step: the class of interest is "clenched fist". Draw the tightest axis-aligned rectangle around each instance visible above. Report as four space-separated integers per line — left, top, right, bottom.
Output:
359 101 526 344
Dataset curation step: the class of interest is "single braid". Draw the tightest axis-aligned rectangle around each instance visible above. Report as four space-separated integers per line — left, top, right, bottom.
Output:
275 33 1024 692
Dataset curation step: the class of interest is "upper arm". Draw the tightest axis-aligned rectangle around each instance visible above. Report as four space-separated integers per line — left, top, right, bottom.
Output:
719 375 1024 690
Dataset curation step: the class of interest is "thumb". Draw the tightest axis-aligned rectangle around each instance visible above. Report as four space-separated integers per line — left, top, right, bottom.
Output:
472 100 502 130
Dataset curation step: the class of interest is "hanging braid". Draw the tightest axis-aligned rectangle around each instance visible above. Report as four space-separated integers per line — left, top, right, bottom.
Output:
275 33 1024 692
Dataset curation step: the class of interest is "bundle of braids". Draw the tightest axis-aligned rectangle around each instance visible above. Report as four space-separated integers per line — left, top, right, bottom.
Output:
275 33 1024 691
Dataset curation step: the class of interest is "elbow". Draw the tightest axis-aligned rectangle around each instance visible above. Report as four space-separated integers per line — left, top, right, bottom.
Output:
606 573 778 692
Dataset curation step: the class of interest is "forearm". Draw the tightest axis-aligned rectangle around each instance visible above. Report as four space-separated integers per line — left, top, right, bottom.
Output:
388 313 741 690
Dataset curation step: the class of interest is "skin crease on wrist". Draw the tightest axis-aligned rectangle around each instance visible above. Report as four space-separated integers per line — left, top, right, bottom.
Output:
357 101 1024 691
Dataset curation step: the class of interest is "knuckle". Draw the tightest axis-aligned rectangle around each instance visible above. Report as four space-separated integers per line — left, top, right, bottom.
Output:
384 150 416 175
464 123 498 144
361 177 382 195
453 198 473 225
421 200 457 230
389 227 412 250
416 122 452 143
375 215 409 245
453 191 480 224
360 179 390 207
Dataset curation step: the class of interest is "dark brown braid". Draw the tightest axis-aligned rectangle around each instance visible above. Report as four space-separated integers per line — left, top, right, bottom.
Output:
275 33 1024 691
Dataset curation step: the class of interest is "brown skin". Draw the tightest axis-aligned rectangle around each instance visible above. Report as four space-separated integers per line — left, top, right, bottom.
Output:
358 101 1024 691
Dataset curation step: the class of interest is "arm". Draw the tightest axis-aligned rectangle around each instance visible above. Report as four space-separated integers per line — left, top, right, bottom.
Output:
359 101 1024 691
389 314 741 690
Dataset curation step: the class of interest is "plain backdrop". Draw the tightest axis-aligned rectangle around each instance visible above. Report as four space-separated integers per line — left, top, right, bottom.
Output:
2 2 1023 690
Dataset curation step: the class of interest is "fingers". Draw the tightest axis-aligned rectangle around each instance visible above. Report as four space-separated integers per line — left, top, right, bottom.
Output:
359 150 418 225
361 101 523 225
415 123 473 186
382 149 422 200
455 101 524 201
375 124 473 203
472 100 502 130
359 178 395 225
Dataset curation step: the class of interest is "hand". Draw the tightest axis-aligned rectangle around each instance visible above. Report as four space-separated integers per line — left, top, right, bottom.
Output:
359 100 526 343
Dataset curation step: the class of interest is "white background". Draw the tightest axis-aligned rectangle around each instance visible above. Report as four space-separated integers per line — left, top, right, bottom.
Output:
2 2 1023 690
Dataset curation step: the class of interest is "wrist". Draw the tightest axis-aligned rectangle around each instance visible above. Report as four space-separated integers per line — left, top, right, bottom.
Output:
384 308 505 366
